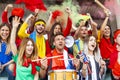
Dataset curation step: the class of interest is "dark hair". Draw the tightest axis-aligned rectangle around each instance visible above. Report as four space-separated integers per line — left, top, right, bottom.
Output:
103 24 114 44
9 16 23 35
0 22 11 42
53 32 64 42
55 0 64 5
9 16 23 24
49 22 63 48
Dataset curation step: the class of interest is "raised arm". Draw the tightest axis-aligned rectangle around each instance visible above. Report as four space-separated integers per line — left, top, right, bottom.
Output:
63 7 72 37
45 11 53 31
87 13 98 38
100 10 110 39
27 16 36 34
73 20 85 39
27 9 39 34
10 16 20 55
18 14 33 39
2 4 13 23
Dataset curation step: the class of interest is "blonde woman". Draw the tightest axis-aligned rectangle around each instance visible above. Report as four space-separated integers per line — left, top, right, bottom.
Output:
10 16 47 80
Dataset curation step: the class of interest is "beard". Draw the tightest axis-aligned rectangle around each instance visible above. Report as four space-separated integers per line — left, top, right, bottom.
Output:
36 29 44 35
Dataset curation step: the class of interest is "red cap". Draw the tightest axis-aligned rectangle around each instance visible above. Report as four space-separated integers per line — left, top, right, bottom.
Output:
11 8 24 18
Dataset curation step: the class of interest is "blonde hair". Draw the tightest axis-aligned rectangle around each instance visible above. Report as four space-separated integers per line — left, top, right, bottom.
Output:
18 38 38 65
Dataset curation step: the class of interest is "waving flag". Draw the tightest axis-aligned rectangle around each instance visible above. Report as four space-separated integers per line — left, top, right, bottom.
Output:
15 0 47 12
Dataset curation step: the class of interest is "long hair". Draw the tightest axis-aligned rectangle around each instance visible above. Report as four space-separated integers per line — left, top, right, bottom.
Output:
84 35 101 62
0 23 11 42
18 38 38 65
49 22 63 48
103 24 114 45
0 23 11 54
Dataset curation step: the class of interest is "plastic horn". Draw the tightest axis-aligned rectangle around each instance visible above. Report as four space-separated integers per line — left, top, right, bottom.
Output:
65 36 74 48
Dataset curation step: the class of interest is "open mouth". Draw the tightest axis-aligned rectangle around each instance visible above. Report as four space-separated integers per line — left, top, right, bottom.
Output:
91 44 95 48
27 51 32 55
2 34 8 36
38 28 43 31
28 49 33 52
1 34 8 38
105 32 109 34
59 43 63 46
105 31 110 34
83 32 86 35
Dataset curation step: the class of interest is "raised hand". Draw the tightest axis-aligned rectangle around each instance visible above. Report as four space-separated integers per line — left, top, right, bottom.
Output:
25 14 34 23
35 8 39 14
30 14 37 24
104 9 111 17
12 16 20 28
5 4 13 11
65 7 71 16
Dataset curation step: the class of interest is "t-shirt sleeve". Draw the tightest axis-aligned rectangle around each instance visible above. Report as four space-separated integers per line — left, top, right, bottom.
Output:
12 54 18 63
18 22 30 39
2 11 8 23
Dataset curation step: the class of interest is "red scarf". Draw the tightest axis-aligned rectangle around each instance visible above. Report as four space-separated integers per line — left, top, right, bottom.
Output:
13 55 41 76
23 55 41 74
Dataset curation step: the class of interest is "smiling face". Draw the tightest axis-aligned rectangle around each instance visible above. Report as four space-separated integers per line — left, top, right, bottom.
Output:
103 26 110 38
35 24 45 34
25 40 34 57
0 25 10 41
54 24 61 35
53 34 65 51
88 36 97 52
35 20 46 35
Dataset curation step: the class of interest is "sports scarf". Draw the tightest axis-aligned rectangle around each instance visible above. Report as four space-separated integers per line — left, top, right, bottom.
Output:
30 31 46 58
51 49 74 70
14 55 41 76
22 55 41 74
